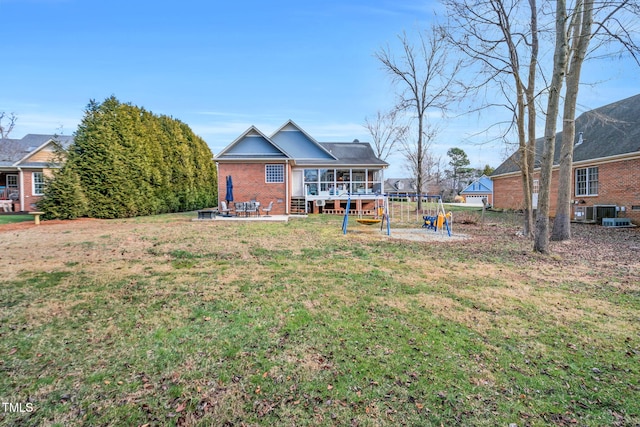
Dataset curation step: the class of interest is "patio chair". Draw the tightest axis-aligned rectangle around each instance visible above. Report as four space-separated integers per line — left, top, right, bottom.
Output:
261 201 273 216
235 202 246 216
245 201 258 217
220 201 232 216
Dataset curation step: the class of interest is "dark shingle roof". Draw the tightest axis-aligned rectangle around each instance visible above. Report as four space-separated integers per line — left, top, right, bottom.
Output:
492 94 640 176
316 142 388 166
0 134 73 165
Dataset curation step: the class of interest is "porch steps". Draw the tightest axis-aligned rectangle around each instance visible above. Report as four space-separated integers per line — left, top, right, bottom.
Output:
290 198 306 214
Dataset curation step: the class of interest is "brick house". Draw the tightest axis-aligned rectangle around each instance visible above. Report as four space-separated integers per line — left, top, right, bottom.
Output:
491 94 640 224
216 120 388 215
0 134 73 212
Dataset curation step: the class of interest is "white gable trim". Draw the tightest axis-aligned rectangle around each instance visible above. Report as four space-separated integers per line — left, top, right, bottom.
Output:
270 120 338 160
217 126 291 158
13 138 55 166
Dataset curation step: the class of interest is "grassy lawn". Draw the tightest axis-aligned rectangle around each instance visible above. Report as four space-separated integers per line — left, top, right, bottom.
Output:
0 213 638 426
0 214 32 225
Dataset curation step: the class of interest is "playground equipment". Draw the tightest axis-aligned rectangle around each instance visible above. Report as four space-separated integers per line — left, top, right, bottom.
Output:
343 193 390 236
422 197 452 237
355 198 386 225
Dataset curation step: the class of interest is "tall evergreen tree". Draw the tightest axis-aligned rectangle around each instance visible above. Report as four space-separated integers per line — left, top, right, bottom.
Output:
38 165 89 220
40 96 217 219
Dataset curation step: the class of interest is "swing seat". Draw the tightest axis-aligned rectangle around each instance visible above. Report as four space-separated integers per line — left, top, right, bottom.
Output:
357 218 382 225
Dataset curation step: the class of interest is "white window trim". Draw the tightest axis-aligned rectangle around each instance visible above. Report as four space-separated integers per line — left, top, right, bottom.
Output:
575 166 598 197
32 172 45 196
265 164 285 183
6 174 18 190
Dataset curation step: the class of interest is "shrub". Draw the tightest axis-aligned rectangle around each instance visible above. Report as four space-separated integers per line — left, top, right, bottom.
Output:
41 97 217 219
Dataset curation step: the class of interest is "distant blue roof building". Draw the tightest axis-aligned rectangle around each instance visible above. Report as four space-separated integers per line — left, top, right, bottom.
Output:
460 175 493 205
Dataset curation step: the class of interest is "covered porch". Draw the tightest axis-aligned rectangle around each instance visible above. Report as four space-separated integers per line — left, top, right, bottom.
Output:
292 167 386 214
0 172 20 212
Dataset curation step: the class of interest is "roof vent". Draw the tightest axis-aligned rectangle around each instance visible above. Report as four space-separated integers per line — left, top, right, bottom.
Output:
353 139 360 143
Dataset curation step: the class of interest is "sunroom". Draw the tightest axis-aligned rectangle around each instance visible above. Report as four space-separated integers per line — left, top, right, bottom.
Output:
294 167 386 214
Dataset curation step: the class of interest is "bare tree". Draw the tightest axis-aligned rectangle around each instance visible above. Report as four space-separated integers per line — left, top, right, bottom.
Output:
443 0 540 236
0 112 22 163
551 0 639 242
0 112 17 139
375 26 461 209
534 0 569 253
550 0 594 242
399 121 440 195
363 110 407 162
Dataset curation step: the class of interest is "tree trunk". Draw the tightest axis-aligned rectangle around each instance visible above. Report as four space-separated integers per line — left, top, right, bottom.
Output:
551 123 574 241
515 84 534 237
534 0 568 253
551 0 593 242
416 113 424 211
524 0 539 238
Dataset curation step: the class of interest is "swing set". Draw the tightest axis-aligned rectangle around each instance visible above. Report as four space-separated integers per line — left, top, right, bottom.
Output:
341 193 454 238
342 193 390 235
422 197 452 237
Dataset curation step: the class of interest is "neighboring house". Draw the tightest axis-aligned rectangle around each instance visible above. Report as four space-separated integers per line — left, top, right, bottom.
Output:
384 178 416 196
383 177 445 200
216 120 388 215
460 175 493 206
491 94 640 224
0 134 73 212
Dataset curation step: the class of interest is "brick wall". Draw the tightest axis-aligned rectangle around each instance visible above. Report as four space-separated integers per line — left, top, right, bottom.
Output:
5 171 43 212
492 168 568 217
593 157 640 223
218 162 289 215
492 156 640 223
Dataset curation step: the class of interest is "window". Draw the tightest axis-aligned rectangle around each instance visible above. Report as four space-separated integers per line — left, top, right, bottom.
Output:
6 175 18 190
319 169 334 193
352 170 366 194
265 164 284 183
575 166 598 196
304 169 318 182
299 168 384 195
33 172 45 195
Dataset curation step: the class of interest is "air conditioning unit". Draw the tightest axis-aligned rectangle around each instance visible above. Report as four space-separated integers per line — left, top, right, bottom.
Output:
315 199 325 207
573 206 594 222
594 205 617 223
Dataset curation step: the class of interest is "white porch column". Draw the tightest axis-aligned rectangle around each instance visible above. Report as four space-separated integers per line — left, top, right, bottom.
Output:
18 167 25 212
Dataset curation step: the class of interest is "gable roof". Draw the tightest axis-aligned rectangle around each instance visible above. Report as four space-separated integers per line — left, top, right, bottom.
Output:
216 126 290 160
269 120 336 160
216 120 388 167
0 134 73 167
492 93 640 176
384 178 416 192
460 175 493 194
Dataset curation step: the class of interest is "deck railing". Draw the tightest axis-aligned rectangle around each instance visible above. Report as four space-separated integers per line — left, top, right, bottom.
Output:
0 188 19 200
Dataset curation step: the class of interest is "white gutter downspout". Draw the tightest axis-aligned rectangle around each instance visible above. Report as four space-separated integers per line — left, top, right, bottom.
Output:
17 167 24 212
215 161 219 205
285 160 289 215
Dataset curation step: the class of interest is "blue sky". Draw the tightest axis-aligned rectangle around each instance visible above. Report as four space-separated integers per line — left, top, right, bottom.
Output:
2 0 639 177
